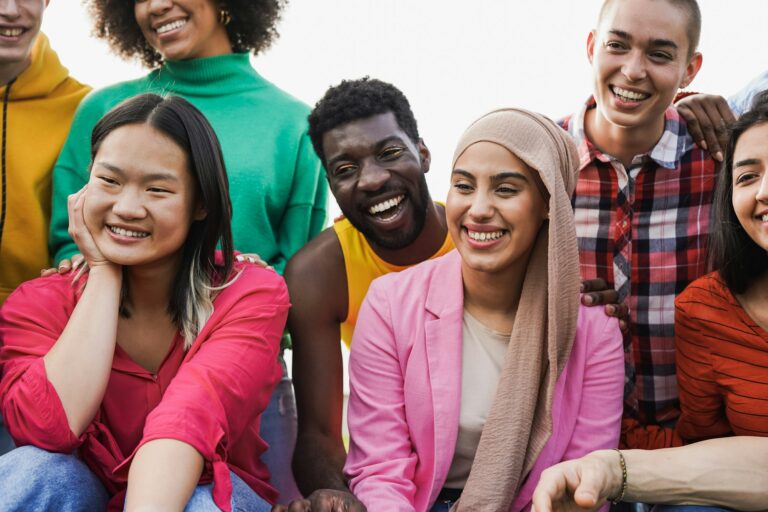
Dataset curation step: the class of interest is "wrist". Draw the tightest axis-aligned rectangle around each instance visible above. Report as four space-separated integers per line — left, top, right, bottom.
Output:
87 262 122 282
592 449 624 500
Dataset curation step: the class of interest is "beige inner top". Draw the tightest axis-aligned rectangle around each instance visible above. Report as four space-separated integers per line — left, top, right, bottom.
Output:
444 309 510 489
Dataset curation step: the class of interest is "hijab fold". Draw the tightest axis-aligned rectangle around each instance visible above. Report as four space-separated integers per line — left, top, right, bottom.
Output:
451 109 581 511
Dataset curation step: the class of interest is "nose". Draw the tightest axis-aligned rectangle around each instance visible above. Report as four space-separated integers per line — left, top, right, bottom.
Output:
112 189 147 219
358 160 390 192
621 50 647 82
757 172 768 203
0 0 20 19
147 0 173 15
467 191 494 221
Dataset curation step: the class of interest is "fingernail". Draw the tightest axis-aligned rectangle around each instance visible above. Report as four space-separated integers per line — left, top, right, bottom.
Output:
579 283 585 292
583 295 594 305
715 151 723 162
700 140 707 150
607 305 615 314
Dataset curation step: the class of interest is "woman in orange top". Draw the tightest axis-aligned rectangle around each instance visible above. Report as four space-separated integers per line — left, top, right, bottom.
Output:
674 91 768 445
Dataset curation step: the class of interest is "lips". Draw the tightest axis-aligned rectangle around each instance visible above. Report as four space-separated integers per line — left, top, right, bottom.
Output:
611 85 651 103
0 27 25 38
108 224 150 239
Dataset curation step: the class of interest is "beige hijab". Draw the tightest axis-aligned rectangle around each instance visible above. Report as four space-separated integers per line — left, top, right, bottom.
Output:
451 109 581 511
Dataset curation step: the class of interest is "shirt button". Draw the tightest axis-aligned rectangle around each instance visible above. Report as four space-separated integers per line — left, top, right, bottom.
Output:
151 374 158 381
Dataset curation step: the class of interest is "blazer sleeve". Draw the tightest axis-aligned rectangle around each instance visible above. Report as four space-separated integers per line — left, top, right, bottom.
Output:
344 281 418 512
563 310 625 460
115 268 289 477
0 279 81 452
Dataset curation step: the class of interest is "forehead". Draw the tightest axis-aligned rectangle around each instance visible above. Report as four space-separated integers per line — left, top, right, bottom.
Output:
455 141 531 174
321 112 414 159
734 123 768 161
95 124 190 178
598 0 691 50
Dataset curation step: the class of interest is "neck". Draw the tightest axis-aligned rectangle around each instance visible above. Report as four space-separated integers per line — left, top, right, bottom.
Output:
461 256 528 332
372 201 448 266
0 56 30 87
123 257 180 316
585 106 666 167
737 270 768 330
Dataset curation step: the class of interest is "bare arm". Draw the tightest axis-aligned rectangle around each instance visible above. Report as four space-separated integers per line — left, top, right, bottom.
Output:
286 231 351 495
124 439 204 512
676 93 736 162
532 438 768 511
42 187 122 436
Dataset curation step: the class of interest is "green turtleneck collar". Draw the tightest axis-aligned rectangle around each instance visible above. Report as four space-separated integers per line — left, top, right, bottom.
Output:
151 52 265 96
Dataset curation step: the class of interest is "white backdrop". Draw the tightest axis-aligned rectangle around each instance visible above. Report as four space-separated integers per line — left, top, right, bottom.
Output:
43 1 767 218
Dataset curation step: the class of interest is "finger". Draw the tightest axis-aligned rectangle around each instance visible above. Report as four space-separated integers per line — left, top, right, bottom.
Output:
572 468 603 507
40 267 58 277
619 319 629 333
701 100 728 162
286 500 311 512
71 253 85 271
271 506 287 512
57 260 72 274
580 278 608 293
677 103 704 147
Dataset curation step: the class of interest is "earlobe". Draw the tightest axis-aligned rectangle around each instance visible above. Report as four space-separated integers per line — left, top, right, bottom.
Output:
194 206 208 221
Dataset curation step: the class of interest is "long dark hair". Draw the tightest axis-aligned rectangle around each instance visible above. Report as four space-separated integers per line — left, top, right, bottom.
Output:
709 91 768 293
90 93 234 347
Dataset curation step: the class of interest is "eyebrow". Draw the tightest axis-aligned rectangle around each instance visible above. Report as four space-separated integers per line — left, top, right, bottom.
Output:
607 29 679 50
734 158 760 168
451 169 530 184
94 161 179 182
326 136 409 168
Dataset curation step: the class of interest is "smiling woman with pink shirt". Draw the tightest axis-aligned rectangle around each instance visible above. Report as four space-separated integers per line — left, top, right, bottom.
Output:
344 109 625 512
0 94 288 511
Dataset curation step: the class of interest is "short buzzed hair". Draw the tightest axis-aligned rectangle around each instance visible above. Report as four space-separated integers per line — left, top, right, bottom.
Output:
598 0 701 59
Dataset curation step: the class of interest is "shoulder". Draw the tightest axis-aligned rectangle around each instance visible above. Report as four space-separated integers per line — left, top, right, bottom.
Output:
1 273 80 322
675 272 731 314
251 74 311 119
74 78 148 120
285 228 344 292
368 250 460 300
215 263 289 310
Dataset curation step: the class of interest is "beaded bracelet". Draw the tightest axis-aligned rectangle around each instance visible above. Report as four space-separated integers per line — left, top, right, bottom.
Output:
608 448 627 504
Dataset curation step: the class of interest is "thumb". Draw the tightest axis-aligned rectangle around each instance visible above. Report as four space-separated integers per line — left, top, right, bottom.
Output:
572 469 601 507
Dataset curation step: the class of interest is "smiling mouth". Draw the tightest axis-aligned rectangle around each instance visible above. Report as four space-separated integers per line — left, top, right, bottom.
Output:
0 27 24 38
611 85 651 103
367 194 405 221
156 19 187 35
760 213 768 222
108 225 150 239
466 228 506 242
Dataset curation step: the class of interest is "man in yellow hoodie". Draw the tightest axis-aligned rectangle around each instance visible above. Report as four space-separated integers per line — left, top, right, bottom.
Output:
0 1 89 304
0 0 90 453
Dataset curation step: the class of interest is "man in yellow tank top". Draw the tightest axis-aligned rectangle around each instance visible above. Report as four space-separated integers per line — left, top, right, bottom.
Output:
281 78 452 511
279 78 625 512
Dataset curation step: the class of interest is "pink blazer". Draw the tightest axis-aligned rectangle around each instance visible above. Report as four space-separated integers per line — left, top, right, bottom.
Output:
344 250 624 512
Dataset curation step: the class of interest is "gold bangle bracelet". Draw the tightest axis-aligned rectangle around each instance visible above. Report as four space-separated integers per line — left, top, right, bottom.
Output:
608 448 628 504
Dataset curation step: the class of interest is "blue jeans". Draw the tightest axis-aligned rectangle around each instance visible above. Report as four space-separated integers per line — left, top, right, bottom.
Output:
259 361 301 502
430 503 456 511
0 445 271 511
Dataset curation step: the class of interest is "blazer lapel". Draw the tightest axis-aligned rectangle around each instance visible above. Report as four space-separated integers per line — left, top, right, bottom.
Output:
424 251 465 498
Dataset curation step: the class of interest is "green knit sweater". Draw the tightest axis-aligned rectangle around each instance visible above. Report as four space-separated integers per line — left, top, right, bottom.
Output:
49 53 327 274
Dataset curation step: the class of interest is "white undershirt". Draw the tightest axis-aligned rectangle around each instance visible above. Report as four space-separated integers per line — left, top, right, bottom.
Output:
444 309 510 488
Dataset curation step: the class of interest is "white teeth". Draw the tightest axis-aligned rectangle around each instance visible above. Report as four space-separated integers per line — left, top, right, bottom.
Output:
612 86 650 101
109 226 149 239
762 214 768 222
156 19 187 34
0 28 23 37
368 195 404 215
467 230 504 242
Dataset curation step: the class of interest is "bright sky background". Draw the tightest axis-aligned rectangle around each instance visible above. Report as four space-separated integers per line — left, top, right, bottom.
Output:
43 1 768 218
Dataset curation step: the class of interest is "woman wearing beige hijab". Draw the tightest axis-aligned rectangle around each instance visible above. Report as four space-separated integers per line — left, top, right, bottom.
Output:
344 109 625 511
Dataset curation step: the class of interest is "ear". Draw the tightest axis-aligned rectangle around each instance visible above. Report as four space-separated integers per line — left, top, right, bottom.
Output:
418 139 431 174
193 203 207 221
587 30 597 64
679 52 703 89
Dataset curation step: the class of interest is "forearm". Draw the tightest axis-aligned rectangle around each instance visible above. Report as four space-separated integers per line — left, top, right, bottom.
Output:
43 265 122 435
622 438 768 509
293 431 350 495
125 439 204 512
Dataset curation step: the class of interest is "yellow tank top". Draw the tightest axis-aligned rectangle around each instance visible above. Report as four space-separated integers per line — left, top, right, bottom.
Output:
333 216 454 348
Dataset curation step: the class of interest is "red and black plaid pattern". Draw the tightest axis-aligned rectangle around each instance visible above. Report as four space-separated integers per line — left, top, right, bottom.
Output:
561 98 718 427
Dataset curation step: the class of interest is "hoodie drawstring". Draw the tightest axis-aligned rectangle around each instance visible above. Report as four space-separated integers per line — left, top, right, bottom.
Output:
0 77 16 252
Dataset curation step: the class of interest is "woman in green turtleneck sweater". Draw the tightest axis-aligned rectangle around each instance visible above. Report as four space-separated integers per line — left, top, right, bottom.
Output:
49 0 326 505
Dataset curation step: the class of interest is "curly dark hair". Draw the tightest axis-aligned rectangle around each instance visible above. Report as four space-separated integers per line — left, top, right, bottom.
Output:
86 0 285 68
709 89 768 294
308 77 420 166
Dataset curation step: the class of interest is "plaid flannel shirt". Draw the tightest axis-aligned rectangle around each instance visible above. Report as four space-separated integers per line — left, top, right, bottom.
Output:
560 98 717 428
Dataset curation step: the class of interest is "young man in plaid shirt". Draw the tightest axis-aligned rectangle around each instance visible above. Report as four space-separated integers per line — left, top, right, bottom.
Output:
560 0 716 449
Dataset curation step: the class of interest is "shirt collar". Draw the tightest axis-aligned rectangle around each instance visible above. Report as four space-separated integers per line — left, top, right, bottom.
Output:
567 96 695 171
